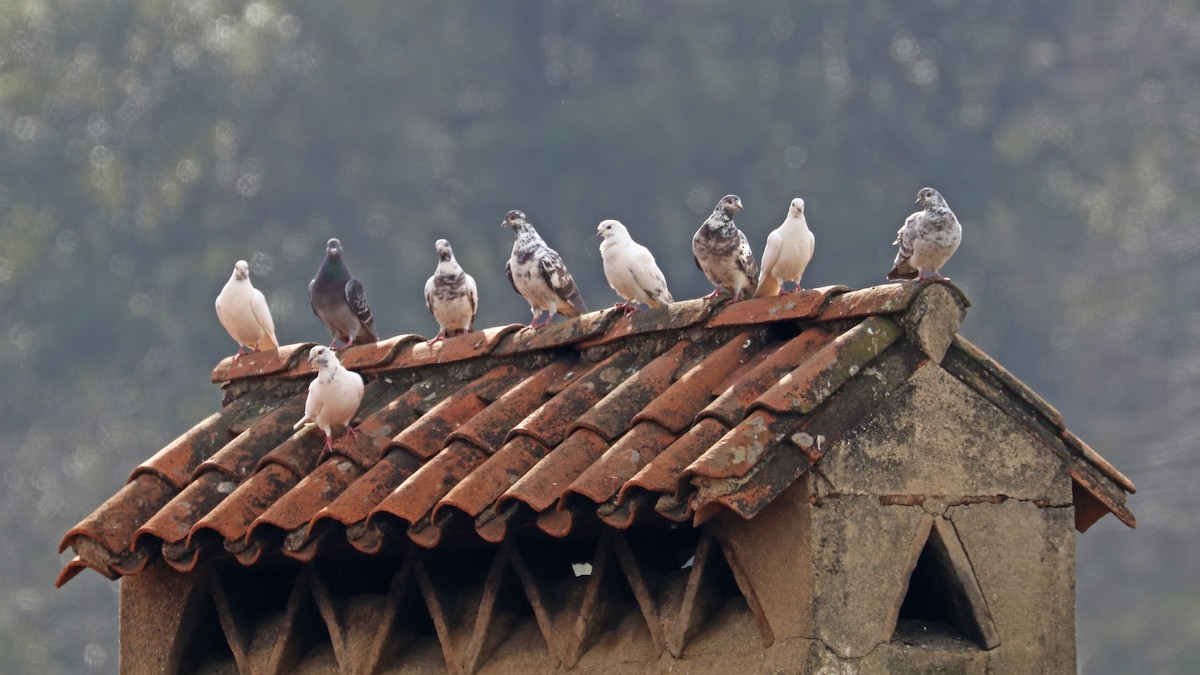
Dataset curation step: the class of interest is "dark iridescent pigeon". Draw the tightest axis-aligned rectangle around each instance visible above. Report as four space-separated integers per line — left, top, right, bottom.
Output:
502 210 587 330
692 194 758 300
424 238 478 343
309 238 379 349
887 187 962 281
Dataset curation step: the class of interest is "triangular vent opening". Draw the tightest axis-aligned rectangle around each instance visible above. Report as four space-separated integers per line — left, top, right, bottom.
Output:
175 580 237 674
891 518 1000 650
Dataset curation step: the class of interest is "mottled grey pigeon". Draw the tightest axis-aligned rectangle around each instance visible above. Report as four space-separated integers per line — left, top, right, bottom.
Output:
692 194 758 300
597 219 673 313
502 210 588 329
215 260 278 358
293 345 364 453
424 238 478 343
309 238 379 349
755 197 815 298
888 187 962 281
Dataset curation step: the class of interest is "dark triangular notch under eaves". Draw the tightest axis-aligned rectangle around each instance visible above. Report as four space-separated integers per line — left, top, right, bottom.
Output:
888 516 1000 650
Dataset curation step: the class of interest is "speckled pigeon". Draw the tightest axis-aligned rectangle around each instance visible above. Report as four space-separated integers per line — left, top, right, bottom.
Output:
597 219 673 313
502 210 588 329
888 187 962 281
293 345 364 453
424 238 478 343
692 194 758 300
755 197 815 298
215 259 278 358
309 238 379 349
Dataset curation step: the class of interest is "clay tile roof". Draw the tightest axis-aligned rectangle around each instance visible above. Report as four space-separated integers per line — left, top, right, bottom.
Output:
57 281 1136 586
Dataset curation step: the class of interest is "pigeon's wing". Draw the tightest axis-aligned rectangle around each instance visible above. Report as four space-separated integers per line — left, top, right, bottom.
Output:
735 230 759 297
631 245 673 307
505 260 519 296
754 230 784 298
887 212 921 279
308 277 320 317
250 288 279 350
538 250 587 315
464 273 478 331
424 276 436 315
215 295 236 339
345 277 372 325
294 379 321 429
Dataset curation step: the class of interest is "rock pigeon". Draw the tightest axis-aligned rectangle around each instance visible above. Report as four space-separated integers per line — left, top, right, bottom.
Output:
214 260 279 358
502 210 588 329
293 345 364 453
693 194 758 300
754 197 816 298
888 187 962 281
424 238 478 343
596 219 674 314
309 238 379 349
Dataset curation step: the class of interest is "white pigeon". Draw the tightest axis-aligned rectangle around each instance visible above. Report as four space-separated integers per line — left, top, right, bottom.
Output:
424 238 478 343
502 209 588 330
754 197 816 298
888 187 962 281
293 345 365 453
596 219 674 313
692 194 758 300
214 260 279 358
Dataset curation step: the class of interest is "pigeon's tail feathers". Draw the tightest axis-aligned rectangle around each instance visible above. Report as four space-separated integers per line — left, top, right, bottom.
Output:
647 288 674 308
887 261 919 280
559 290 588 318
357 321 380 344
736 281 758 301
258 333 279 351
754 276 782 299
293 414 311 430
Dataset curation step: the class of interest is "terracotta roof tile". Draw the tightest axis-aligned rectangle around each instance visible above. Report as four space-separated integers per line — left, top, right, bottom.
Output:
369 440 490 529
699 327 839 426
382 324 523 371
492 310 619 356
445 357 582 452
58 282 1135 586
132 472 235 550
210 342 315 383
752 316 903 414
508 349 643 447
436 435 549 519
336 334 425 371
58 472 176 555
571 341 702 440
191 463 300 546
502 428 610 513
633 331 764 432
314 449 422 545
706 285 850 327
127 409 239 490
577 298 715 348
195 400 306 481
567 421 678 505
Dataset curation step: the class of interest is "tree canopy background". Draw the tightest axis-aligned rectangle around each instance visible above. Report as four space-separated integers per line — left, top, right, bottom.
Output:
2 1 1195 672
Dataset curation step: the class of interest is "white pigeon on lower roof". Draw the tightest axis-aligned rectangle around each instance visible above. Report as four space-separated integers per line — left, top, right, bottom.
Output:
596 219 674 313
755 197 815 298
215 260 279 358
424 238 478 343
293 345 364 453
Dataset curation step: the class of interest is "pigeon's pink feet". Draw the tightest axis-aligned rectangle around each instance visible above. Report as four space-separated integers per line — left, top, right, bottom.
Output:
343 424 359 439
702 287 725 300
613 301 639 315
917 272 949 282
426 332 446 346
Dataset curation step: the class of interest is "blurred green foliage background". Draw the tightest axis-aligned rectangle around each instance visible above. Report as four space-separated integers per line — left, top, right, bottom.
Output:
1 1 1194 671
